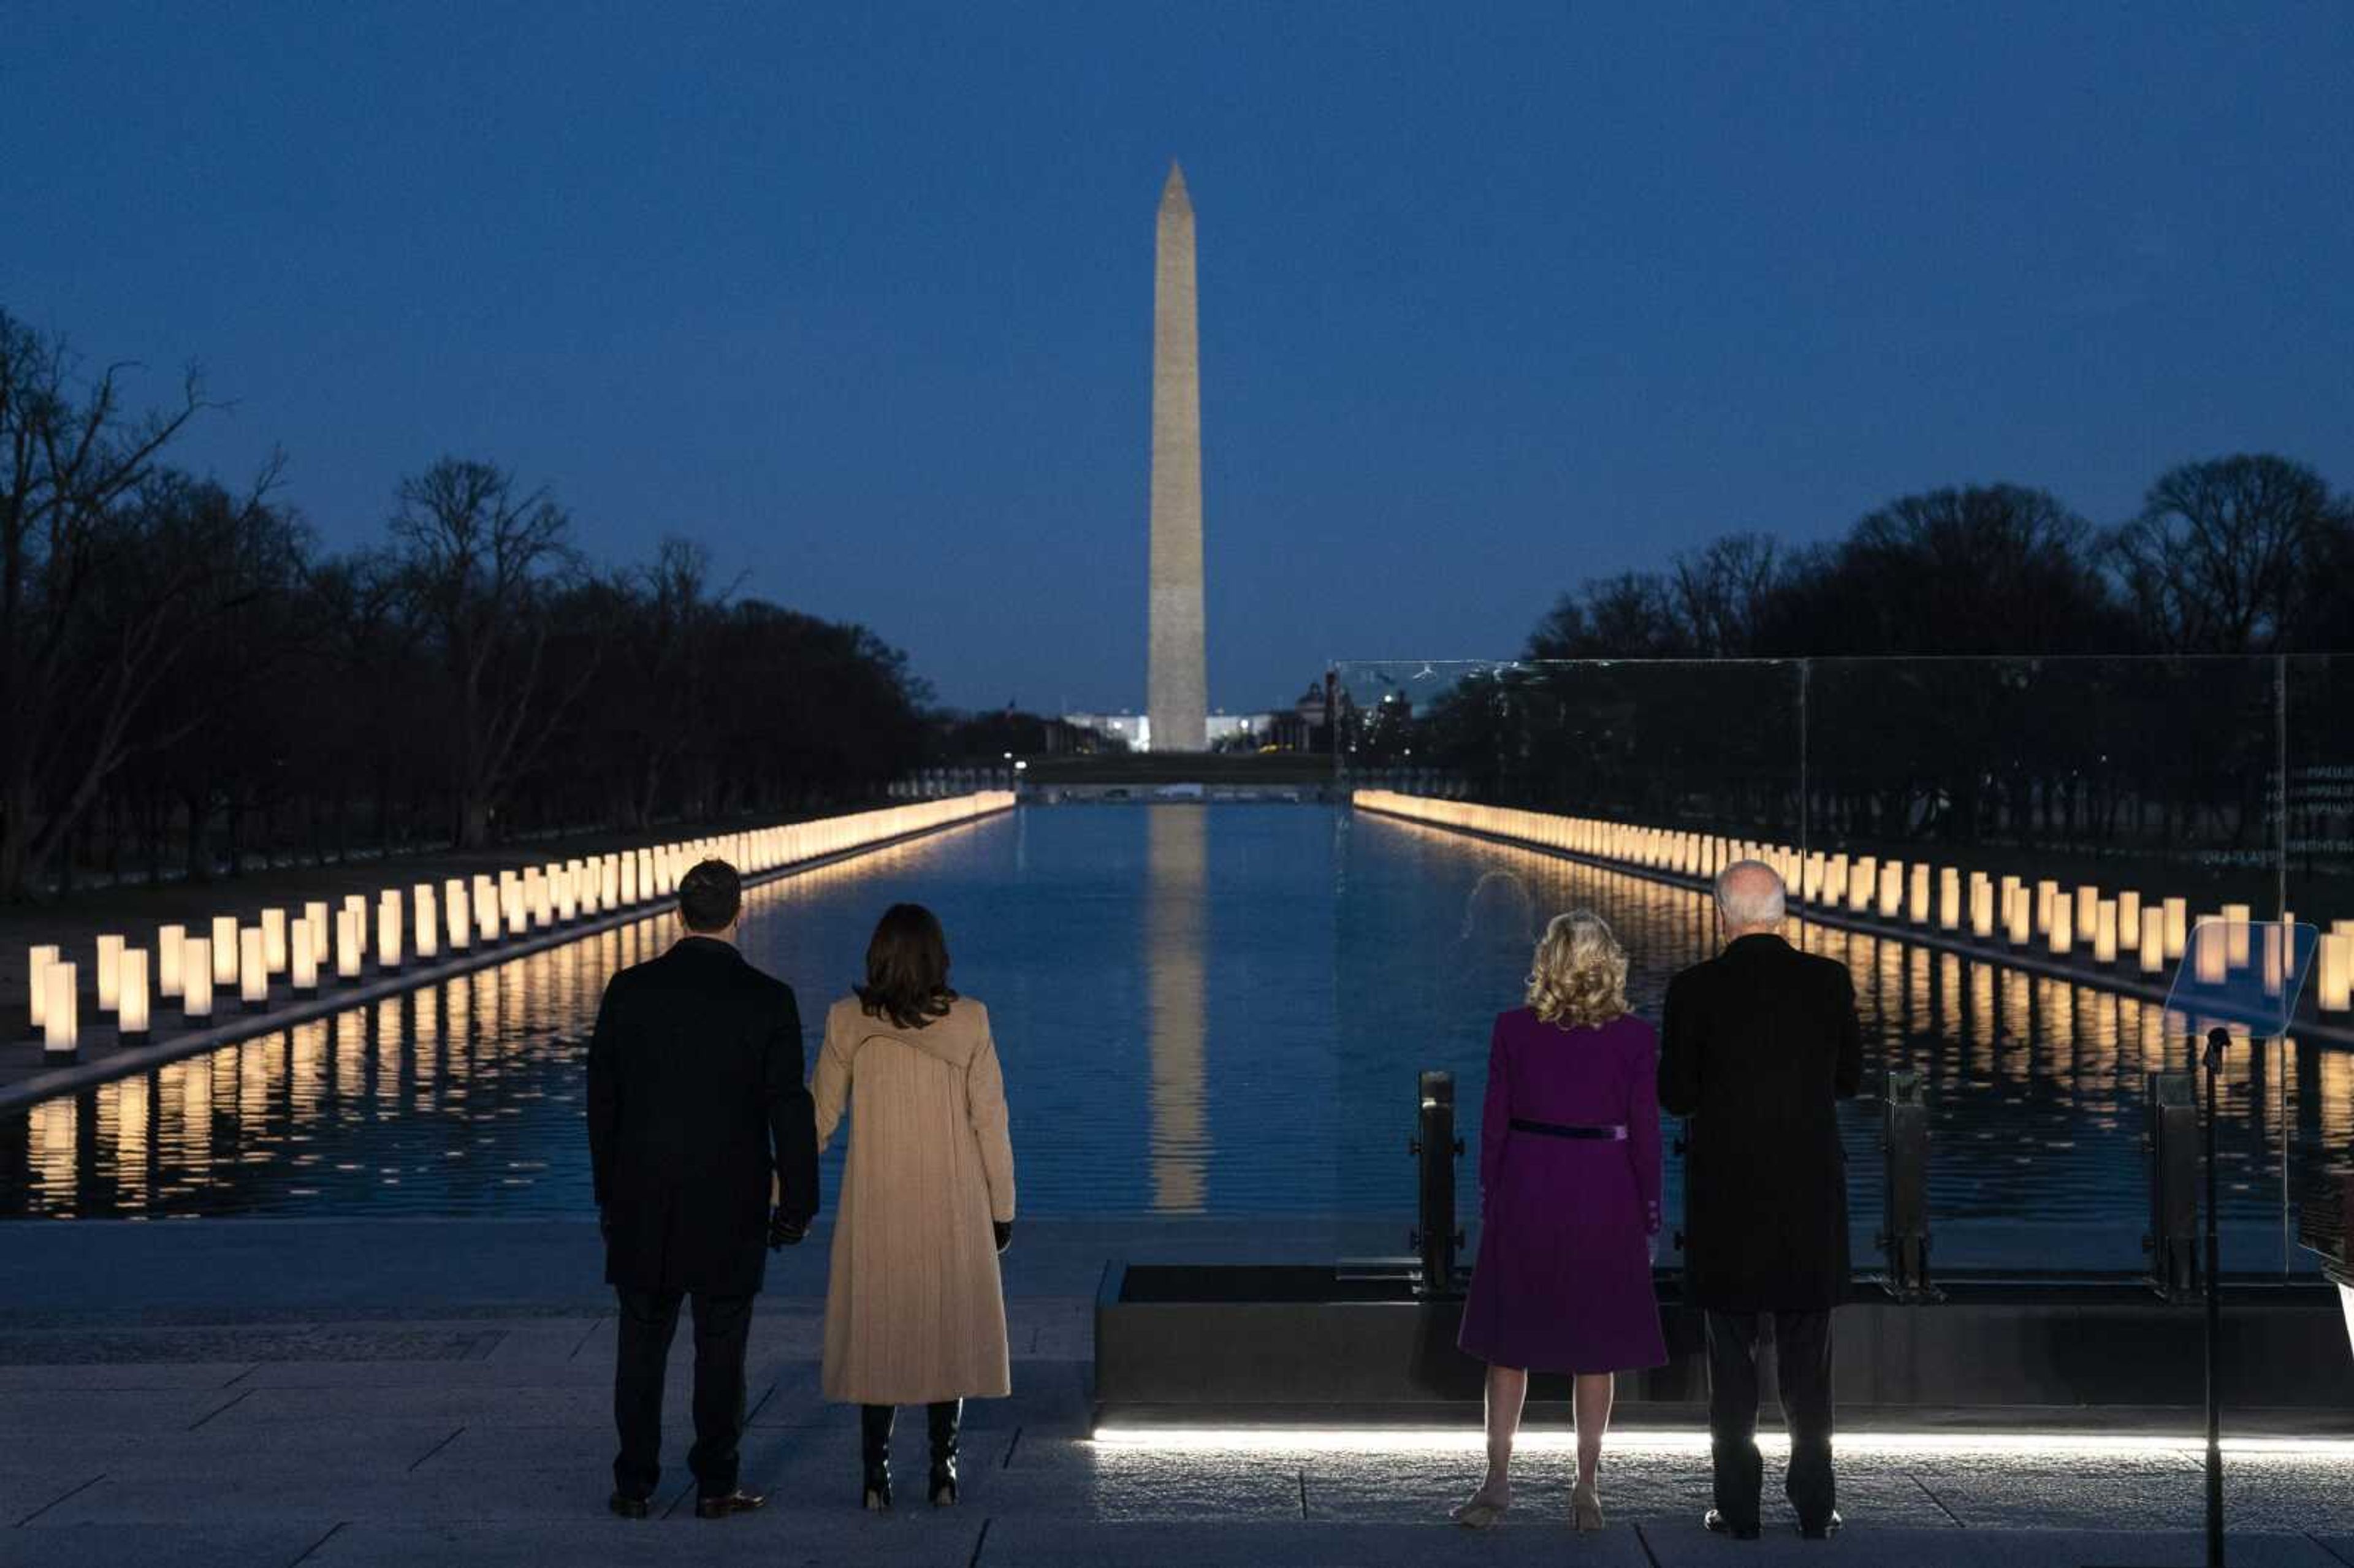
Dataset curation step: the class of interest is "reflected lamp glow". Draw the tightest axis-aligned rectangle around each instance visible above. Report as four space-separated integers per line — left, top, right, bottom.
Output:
181 940 214 1019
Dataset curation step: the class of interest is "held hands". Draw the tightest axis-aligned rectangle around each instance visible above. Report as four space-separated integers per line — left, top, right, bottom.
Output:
992 1220 1013 1255
768 1208 809 1250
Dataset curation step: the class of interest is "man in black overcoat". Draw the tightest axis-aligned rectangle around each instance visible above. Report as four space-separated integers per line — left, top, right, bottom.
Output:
1659 859 1862 1541
587 858 820 1520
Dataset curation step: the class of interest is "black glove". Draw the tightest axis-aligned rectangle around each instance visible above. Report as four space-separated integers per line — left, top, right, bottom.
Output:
992 1220 1013 1255
768 1209 809 1250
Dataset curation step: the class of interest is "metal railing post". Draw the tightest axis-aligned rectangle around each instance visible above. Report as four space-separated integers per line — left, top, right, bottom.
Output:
1409 1070 1464 1296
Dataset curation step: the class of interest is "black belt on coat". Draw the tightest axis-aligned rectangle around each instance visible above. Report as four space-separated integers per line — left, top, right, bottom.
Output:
1508 1117 1628 1141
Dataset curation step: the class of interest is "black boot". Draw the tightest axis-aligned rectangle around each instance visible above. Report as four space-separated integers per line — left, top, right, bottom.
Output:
927 1399 962 1505
860 1404 894 1511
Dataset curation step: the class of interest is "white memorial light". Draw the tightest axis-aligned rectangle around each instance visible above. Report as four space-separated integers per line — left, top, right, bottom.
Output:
158 924 185 999
377 891 403 971
335 909 362 980
211 916 238 986
290 919 318 992
262 908 289 975
42 961 77 1058
119 950 150 1040
96 934 124 1013
240 927 269 1009
28 943 58 1033
182 940 215 1019
413 884 439 961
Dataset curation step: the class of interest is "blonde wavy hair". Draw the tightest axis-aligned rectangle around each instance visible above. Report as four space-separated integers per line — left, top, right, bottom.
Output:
1525 910 1630 1030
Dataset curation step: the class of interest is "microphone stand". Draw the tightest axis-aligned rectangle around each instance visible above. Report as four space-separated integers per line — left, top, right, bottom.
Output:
2200 1024 2229 1568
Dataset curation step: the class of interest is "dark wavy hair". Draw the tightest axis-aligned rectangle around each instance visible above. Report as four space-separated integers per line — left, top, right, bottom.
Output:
856 903 958 1030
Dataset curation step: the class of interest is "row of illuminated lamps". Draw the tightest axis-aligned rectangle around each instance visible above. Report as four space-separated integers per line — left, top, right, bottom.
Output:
23 793 1014 1064
1351 790 2354 1008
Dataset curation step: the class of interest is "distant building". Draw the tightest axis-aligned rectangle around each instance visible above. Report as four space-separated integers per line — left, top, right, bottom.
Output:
1265 674 1339 754
1064 709 1274 753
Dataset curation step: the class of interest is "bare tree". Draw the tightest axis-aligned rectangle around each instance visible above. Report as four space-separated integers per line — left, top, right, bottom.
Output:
389 457 593 848
1670 532 1781 657
0 311 295 899
2106 454 2341 653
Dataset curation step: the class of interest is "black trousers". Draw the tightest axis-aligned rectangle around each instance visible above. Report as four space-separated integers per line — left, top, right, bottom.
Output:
612 1287 753 1500
1704 1308 1835 1530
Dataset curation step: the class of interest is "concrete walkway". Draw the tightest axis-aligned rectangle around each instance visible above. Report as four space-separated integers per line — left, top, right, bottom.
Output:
2 1220 2350 1566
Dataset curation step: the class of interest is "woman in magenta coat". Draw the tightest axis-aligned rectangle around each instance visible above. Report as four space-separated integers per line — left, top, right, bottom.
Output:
1452 910 1667 1534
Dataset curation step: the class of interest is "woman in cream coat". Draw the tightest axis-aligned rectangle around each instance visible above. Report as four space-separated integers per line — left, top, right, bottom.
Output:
815 902 1016 1512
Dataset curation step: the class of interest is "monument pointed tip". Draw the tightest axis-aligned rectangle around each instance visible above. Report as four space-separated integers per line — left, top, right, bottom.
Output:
1160 160 1190 209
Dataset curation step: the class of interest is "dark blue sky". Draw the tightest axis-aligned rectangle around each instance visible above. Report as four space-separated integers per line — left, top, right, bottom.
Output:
7 4 2350 712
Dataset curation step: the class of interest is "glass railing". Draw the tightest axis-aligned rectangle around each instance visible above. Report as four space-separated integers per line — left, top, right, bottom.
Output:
1333 655 2354 1283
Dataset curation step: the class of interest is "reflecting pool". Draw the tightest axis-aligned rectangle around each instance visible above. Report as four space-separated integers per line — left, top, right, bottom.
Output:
2 805 2347 1275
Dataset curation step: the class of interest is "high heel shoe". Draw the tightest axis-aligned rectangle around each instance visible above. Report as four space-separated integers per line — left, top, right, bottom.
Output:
1571 1479 1604 1532
927 1399 962 1506
860 1403 894 1512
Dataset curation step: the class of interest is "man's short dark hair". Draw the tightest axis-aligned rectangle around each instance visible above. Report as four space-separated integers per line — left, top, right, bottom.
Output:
678 859 742 933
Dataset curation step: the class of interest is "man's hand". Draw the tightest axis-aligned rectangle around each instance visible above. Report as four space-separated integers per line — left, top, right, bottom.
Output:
768 1209 809 1250
992 1220 1013 1255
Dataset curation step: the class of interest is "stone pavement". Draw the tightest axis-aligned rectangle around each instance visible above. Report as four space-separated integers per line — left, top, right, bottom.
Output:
2 1220 2350 1567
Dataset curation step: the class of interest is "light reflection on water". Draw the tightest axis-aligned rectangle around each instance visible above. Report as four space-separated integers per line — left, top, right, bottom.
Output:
3 805 2348 1273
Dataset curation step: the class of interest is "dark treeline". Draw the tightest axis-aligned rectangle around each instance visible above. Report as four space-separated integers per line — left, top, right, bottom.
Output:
1 310 930 903
1384 463 2354 876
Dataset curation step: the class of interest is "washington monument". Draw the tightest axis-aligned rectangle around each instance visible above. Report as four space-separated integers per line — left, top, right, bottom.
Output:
1148 161 1208 752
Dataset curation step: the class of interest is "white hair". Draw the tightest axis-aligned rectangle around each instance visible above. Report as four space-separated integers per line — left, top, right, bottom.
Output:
1715 859 1787 928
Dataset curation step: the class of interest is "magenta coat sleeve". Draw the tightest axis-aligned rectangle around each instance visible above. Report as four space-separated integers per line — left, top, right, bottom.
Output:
1628 1021 1664 1236
1478 1014 1511 1203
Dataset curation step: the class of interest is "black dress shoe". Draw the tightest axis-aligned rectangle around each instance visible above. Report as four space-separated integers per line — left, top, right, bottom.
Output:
1799 1509 1843 1540
1704 1508 1761 1540
608 1492 650 1520
695 1489 766 1519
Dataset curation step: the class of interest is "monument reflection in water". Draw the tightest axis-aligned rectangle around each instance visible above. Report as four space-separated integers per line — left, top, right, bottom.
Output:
1147 807 1208 1212
4 804 2350 1277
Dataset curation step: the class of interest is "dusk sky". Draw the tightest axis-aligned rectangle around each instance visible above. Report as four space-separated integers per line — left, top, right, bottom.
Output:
7 4 2350 713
